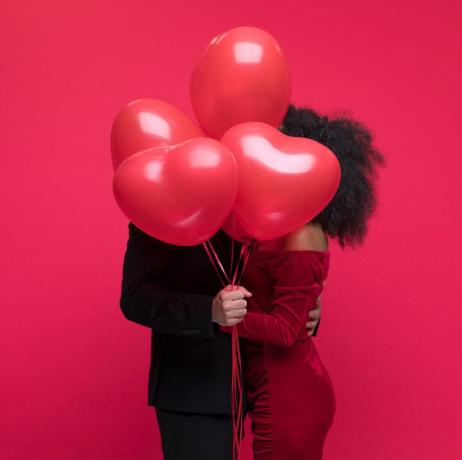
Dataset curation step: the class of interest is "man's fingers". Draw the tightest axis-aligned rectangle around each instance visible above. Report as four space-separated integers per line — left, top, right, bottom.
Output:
306 320 317 329
229 285 252 297
308 309 320 320
223 290 246 301
226 317 245 327
237 286 252 297
224 299 247 311
220 286 252 301
228 308 247 318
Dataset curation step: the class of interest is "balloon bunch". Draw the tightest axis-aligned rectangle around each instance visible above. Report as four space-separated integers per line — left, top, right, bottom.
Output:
111 26 341 460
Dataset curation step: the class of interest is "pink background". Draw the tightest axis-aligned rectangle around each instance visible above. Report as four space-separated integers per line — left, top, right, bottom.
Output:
1 1 461 459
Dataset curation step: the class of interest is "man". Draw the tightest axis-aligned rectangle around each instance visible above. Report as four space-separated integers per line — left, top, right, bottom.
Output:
119 221 322 460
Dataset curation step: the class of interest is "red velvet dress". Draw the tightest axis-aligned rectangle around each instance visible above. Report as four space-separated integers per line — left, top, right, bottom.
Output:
221 249 336 460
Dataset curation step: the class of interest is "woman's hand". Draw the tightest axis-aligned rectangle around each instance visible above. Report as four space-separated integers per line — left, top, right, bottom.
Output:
307 295 322 336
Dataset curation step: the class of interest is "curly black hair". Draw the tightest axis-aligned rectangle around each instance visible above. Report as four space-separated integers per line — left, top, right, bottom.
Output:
280 104 385 248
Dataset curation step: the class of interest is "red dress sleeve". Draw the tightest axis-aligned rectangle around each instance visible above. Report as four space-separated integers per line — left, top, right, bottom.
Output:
220 251 329 348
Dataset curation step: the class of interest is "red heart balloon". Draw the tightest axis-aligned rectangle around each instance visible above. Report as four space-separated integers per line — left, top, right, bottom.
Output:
190 26 290 139
220 122 341 242
113 138 238 246
111 98 203 169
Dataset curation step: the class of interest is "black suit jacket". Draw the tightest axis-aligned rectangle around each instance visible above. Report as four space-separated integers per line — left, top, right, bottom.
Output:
119 222 321 414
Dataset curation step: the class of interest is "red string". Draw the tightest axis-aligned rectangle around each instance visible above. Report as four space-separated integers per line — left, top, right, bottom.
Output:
205 239 230 285
202 238 255 460
236 244 254 286
231 243 247 286
230 242 254 460
229 216 236 281
231 327 243 459
202 241 228 287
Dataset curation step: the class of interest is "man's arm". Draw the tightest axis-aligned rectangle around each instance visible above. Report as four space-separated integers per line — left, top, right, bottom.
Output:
119 222 216 339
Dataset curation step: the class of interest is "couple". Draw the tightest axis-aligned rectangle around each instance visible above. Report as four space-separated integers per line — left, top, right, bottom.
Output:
119 104 384 459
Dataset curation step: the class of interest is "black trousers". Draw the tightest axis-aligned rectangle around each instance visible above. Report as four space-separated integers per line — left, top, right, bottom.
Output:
155 408 238 460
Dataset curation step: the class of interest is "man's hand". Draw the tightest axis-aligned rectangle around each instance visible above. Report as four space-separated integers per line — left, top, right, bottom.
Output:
307 295 322 336
212 285 252 327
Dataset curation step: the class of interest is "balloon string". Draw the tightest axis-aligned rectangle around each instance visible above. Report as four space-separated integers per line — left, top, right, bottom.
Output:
205 239 231 285
231 243 247 287
232 326 244 460
202 241 228 288
201 235 243 460
202 235 253 460
230 240 242 460
230 242 256 460
235 243 248 286
229 217 236 282
236 243 254 286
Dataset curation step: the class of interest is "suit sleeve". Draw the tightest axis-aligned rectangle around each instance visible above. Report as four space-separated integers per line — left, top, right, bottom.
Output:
220 253 325 348
119 222 216 339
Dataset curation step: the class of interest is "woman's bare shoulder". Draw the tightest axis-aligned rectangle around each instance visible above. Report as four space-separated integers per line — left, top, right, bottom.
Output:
281 223 329 252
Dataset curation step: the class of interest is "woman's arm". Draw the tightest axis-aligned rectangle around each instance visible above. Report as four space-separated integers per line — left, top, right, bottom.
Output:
220 252 325 347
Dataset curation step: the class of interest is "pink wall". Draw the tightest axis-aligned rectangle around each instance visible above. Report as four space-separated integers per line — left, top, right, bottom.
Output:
1 1 461 459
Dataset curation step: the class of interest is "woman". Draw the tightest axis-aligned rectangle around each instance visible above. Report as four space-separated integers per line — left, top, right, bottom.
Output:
220 104 385 459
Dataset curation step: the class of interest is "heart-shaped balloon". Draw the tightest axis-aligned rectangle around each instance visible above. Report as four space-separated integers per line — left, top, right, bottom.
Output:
190 26 291 139
113 138 238 246
111 98 203 169
221 122 341 242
